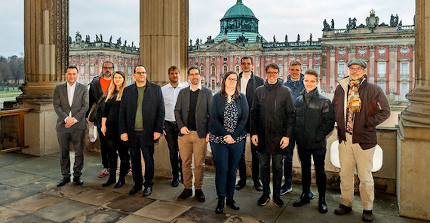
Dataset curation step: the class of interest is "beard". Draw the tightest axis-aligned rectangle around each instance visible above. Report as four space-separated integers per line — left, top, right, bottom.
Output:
103 72 112 78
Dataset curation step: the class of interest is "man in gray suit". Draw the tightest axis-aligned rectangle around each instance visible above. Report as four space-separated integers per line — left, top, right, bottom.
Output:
53 65 89 187
175 66 212 202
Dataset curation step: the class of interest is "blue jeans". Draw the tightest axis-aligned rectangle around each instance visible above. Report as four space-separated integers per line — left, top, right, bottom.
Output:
282 138 296 188
211 140 245 198
259 152 283 197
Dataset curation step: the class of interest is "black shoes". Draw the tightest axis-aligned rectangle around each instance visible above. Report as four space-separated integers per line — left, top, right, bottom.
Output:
57 177 70 187
195 189 206 202
102 177 116 187
73 177 84 185
253 181 263 191
273 196 284 208
334 204 352 215
171 179 179 187
177 188 193 200
293 192 311 207
362 210 373 222
215 196 225 214
318 196 328 214
257 193 270 206
226 198 240 210
129 186 142 195
114 178 125 188
143 186 152 197
235 180 246 190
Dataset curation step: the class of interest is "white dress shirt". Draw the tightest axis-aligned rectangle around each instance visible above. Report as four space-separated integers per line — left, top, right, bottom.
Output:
240 74 250 95
66 81 76 121
161 82 187 122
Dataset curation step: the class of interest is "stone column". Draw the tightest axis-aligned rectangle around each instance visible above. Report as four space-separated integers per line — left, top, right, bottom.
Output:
140 0 189 177
18 0 69 156
369 46 375 83
397 0 430 220
140 0 188 85
389 45 398 95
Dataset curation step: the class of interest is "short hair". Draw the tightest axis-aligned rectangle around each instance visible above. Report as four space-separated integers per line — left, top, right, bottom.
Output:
134 65 146 73
220 71 240 99
304 69 319 79
66 65 78 72
240 56 253 64
265 63 279 73
187 65 200 75
168 66 180 74
289 60 301 67
103 61 114 68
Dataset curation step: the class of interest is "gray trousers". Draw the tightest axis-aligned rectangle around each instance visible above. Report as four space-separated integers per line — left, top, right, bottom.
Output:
57 129 85 178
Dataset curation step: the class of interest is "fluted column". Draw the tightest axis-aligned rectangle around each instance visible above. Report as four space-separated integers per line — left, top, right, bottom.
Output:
18 0 68 102
397 1 430 220
140 0 188 85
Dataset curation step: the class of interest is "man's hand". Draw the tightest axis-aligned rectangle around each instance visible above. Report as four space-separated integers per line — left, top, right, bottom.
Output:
65 117 77 128
101 124 106 136
206 133 210 143
224 135 235 144
86 118 94 125
180 127 190 135
280 137 289 149
251 135 258 146
154 132 161 140
163 130 166 135
121 133 128 141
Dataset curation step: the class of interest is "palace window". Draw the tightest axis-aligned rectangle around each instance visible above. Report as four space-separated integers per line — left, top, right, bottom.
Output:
400 82 408 101
377 62 386 78
223 65 228 75
400 62 410 78
338 62 345 78
211 65 216 77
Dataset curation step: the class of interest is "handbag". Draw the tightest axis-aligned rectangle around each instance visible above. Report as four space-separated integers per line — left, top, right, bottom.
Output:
87 93 105 122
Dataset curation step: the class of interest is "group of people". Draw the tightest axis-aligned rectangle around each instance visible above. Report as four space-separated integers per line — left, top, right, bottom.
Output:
53 57 390 222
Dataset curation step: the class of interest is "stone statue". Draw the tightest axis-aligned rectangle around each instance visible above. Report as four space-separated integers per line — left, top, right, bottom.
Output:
69 36 72 43
285 34 288 43
347 17 352 29
96 34 99 42
296 34 300 43
331 19 335 29
398 20 402 27
273 35 276 43
390 14 394 27
85 35 90 43
196 38 199 45
352 17 357 29
190 39 192 46
100 34 103 42
116 37 121 46
323 19 330 31
109 36 112 43
309 33 313 42
131 41 134 47
124 40 127 47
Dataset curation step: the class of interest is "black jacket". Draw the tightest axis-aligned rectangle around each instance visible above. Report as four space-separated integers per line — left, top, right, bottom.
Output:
294 88 335 150
174 86 212 138
238 71 264 132
88 77 105 127
209 92 248 139
250 79 295 154
118 81 165 146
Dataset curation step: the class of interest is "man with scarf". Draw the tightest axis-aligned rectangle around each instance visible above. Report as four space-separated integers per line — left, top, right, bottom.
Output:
332 58 390 222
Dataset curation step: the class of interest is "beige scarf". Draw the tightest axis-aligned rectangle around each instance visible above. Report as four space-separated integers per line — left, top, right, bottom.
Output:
347 77 364 113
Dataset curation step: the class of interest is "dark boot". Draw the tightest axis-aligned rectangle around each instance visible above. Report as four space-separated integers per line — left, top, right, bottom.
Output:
226 197 240 210
102 176 116 187
215 196 225 214
293 192 311 207
318 195 328 213
114 177 125 188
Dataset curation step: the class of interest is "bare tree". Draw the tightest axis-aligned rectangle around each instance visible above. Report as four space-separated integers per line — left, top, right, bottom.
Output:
0 56 12 85
8 56 24 84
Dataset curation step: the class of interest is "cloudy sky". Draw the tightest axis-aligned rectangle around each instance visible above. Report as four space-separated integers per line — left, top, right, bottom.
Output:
0 0 415 57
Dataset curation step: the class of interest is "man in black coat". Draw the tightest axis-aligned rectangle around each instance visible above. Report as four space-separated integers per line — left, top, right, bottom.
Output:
236 56 264 191
292 69 335 214
250 63 295 208
119 65 165 197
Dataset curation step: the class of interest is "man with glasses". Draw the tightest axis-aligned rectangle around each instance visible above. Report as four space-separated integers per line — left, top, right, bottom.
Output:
119 65 165 197
88 61 114 178
175 66 212 202
332 58 390 222
250 63 295 208
236 56 264 191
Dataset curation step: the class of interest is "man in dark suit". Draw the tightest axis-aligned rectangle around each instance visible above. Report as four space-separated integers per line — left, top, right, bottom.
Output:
53 66 89 187
175 66 212 202
119 65 165 197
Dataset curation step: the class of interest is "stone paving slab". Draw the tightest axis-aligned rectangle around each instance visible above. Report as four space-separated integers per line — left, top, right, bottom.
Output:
32 199 95 222
5 193 63 214
117 214 165 223
0 206 25 222
173 206 230 223
0 185 38 206
5 214 56 223
0 152 35 168
105 195 155 213
2 156 59 177
1 173 48 187
134 200 191 222
66 207 128 223
68 187 124 206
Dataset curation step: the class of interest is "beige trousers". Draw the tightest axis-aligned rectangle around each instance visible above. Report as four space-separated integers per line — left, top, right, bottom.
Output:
178 131 207 189
339 133 375 211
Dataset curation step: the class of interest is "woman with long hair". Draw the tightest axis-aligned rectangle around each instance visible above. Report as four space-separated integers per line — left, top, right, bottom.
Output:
209 71 249 214
100 71 130 188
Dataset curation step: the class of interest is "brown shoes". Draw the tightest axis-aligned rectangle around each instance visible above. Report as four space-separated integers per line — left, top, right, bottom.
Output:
195 189 206 202
177 188 193 200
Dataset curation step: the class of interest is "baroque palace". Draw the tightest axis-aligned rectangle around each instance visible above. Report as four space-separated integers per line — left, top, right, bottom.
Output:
69 0 414 101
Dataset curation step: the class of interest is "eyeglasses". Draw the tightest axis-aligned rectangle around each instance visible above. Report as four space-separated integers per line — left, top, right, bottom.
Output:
349 67 364 71
103 67 114 70
227 78 237 82
267 72 278 75
135 72 146 75
188 73 200 76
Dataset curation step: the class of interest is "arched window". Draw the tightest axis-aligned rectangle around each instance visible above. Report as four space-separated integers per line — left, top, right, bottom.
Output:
200 65 205 76
223 64 228 75
211 65 216 77
236 65 240 74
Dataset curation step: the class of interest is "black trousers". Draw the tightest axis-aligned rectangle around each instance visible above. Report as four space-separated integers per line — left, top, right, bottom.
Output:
129 131 154 188
97 127 109 169
106 131 130 179
164 121 182 181
297 146 327 196
237 137 260 182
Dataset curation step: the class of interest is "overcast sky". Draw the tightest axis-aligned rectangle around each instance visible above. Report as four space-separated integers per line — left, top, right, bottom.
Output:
0 0 415 57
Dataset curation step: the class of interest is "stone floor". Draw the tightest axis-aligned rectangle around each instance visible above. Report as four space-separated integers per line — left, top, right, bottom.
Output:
0 151 427 223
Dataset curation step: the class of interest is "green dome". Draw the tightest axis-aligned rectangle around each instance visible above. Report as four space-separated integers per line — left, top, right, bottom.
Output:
222 0 256 19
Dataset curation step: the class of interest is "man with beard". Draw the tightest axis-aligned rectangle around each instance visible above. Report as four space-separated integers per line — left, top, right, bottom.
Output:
88 61 114 178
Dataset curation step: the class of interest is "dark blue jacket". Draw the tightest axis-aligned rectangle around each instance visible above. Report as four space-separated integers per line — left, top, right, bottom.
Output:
119 81 165 146
238 71 264 132
283 73 305 101
209 92 249 139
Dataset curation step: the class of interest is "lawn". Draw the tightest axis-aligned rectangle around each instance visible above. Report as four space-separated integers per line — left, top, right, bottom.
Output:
0 90 21 98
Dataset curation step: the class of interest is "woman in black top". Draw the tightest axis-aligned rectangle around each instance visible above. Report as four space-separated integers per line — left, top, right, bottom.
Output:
101 71 130 188
209 71 249 214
